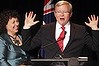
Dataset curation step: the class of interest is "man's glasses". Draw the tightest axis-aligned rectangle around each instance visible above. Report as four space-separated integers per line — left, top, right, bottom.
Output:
55 11 70 14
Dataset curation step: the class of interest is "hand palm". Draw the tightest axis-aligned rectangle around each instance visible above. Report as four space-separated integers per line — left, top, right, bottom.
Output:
24 11 39 28
85 15 99 29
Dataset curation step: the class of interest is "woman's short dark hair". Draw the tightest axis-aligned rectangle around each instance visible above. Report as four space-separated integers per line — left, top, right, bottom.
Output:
0 9 20 33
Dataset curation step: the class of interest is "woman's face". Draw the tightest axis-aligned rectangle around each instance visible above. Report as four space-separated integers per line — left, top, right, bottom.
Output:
6 17 19 34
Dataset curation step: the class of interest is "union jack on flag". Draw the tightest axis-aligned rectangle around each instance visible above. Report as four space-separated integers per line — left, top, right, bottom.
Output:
43 0 57 24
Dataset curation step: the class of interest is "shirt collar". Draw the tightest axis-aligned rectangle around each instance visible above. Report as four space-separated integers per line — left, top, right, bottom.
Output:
56 21 70 30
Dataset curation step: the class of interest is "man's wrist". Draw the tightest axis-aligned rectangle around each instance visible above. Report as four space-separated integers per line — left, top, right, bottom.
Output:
92 28 99 30
23 26 30 29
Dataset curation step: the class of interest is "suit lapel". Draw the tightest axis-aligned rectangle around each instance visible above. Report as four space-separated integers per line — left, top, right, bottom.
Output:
49 23 62 53
50 23 56 40
65 23 76 49
50 23 66 53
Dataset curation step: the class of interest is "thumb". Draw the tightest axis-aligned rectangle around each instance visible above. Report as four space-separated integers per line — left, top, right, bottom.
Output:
32 21 39 25
85 22 90 27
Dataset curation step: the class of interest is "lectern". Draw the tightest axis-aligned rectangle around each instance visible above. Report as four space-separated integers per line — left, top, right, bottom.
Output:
31 57 88 66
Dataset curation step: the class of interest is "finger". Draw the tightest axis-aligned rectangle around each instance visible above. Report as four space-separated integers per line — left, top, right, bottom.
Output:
32 21 39 25
32 14 36 20
96 16 99 21
35 21 39 23
30 11 33 18
85 22 90 27
25 12 28 18
88 17 91 22
91 15 93 20
28 11 33 18
93 14 96 20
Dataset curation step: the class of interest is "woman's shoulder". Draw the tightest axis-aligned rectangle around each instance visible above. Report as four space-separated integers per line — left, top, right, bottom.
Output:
0 34 7 46
0 33 11 46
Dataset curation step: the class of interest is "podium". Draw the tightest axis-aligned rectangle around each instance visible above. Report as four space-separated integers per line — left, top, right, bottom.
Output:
31 57 88 66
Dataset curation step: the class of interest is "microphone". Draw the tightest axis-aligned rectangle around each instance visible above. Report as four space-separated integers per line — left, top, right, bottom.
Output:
38 31 66 59
50 61 66 66
68 57 80 66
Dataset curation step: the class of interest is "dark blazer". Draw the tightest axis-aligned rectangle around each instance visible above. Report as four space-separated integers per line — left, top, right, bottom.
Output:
21 22 99 59
0 33 27 66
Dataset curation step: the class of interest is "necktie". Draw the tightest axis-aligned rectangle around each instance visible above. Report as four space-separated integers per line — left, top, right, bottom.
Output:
57 26 65 52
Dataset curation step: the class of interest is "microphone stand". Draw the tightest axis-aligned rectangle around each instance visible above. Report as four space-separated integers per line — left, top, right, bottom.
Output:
38 31 66 59
38 37 65 59
37 39 62 59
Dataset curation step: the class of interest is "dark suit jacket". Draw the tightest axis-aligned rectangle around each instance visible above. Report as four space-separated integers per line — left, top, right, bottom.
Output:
0 33 27 66
21 22 99 59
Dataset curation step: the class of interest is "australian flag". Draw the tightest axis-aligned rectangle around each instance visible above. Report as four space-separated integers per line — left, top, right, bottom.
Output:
43 0 58 24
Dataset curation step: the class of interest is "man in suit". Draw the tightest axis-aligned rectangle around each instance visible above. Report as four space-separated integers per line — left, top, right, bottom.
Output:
21 1 99 66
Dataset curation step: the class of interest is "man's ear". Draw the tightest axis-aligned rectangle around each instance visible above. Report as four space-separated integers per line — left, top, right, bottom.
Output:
70 12 73 18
